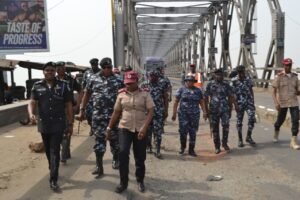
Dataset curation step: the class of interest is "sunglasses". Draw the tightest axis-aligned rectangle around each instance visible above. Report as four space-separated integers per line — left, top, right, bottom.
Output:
102 66 112 69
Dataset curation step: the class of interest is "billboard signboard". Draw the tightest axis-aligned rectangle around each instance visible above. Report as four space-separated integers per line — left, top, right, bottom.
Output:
0 0 49 53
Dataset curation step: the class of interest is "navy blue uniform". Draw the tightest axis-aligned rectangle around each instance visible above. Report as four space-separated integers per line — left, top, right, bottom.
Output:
204 80 233 149
175 86 203 148
31 79 72 183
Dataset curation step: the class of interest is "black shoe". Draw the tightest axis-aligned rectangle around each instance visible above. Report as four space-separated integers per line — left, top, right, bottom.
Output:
178 148 185 155
146 146 153 154
215 148 221 154
222 143 230 152
115 184 127 193
50 181 59 191
112 159 119 170
188 149 197 157
246 136 256 146
137 182 145 193
238 140 244 148
154 152 162 159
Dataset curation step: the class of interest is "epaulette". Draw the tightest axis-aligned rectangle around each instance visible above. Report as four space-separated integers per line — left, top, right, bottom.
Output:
35 80 44 84
292 72 298 76
277 71 285 76
118 88 127 93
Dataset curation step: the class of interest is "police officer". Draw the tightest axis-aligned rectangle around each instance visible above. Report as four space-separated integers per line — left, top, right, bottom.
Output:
28 62 73 190
141 70 168 158
231 65 256 147
77 57 124 178
204 69 239 154
158 67 172 102
82 58 101 136
56 61 83 163
272 58 300 149
172 75 207 156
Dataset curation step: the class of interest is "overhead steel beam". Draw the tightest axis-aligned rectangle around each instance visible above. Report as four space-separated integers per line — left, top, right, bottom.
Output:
133 0 226 2
135 7 209 15
138 23 193 30
137 16 201 23
139 35 184 39
139 29 188 35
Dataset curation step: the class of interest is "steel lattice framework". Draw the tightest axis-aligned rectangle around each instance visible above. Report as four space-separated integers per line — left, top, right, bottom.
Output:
111 0 285 84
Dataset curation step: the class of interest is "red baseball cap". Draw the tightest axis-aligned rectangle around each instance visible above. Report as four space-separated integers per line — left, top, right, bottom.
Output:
282 58 293 65
190 64 196 68
124 70 139 84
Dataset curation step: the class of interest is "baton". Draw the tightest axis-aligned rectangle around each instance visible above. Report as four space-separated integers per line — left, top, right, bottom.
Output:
77 121 80 135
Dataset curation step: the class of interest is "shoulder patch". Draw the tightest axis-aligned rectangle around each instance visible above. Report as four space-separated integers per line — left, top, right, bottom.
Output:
118 88 127 93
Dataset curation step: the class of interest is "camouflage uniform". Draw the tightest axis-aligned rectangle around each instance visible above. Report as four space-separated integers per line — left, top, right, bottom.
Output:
204 80 233 150
82 68 100 125
140 80 165 155
86 72 124 156
159 75 172 101
175 86 203 151
231 76 255 137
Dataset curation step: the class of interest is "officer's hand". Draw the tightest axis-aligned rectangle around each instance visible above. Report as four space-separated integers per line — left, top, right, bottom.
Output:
235 105 241 113
203 113 208 120
164 111 168 120
75 112 84 122
29 114 37 124
168 97 172 102
105 129 112 141
68 124 73 138
275 104 281 111
171 113 176 121
138 127 147 140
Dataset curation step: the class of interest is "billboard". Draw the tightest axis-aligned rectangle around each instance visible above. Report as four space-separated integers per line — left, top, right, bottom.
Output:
0 0 49 53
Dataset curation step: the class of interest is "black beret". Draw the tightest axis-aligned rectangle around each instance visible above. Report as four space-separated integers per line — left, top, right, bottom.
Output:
100 57 112 67
236 65 245 72
43 62 56 70
90 58 99 65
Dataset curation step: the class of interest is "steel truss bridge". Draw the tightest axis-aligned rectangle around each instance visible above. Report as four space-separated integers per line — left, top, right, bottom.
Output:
111 0 285 87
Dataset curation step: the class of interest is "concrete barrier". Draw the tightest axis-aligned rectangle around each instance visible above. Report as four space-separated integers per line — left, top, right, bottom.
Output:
0 100 29 127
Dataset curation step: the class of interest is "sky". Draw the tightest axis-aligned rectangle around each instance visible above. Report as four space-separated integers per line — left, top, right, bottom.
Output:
3 0 300 86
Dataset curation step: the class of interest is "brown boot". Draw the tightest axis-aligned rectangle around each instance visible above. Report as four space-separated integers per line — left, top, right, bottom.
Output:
290 136 300 150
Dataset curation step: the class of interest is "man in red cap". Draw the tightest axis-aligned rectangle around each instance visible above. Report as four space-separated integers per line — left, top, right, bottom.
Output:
272 58 300 149
188 64 203 88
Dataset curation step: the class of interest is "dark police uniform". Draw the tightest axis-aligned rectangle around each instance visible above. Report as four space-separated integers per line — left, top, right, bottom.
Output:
57 73 82 161
204 79 233 152
31 79 72 184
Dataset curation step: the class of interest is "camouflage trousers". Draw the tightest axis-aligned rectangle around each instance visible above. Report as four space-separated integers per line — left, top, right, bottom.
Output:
178 111 200 146
210 111 230 148
147 113 164 149
85 100 93 125
236 103 255 133
92 120 119 155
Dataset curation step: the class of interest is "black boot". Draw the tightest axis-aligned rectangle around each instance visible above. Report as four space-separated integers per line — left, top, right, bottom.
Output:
222 142 230 152
92 152 104 178
178 140 186 155
222 130 230 152
154 145 162 159
238 131 244 148
246 130 256 146
112 153 119 170
188 144 197 157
